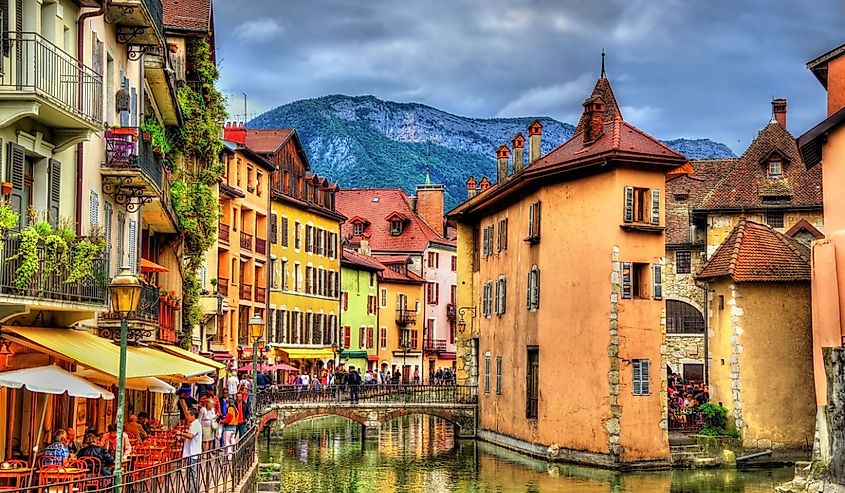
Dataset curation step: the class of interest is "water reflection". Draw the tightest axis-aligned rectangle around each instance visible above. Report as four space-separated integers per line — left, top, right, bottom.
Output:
259 415 792 492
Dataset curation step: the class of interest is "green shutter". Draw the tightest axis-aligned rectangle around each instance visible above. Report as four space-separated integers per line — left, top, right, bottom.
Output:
624 186 634 223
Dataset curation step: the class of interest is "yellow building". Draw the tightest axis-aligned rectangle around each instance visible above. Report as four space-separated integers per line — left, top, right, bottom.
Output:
237 128 345 376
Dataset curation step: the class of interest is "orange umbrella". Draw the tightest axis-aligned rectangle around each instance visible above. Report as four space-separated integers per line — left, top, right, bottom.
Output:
140 258 168 273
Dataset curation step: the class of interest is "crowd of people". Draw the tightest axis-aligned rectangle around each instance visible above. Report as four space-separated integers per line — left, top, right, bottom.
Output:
667 372 710 430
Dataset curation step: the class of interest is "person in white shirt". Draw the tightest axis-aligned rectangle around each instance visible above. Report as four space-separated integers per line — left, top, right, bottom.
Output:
178 408 203 493
227 373 239 396
300 374 310 387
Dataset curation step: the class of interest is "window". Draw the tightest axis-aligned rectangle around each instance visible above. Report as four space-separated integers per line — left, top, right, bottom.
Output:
341 291 348 311
526 347 539 418
367 295 377 315
294 222 301 249
481 224 494 257
624 186 660 224
128 218 136 272
427 282 439 305
305 225 313 252
526 266 540 310
380 327 387 349
451 285 457 305
675 251 691 274
666 300 705 334
366 327 374 349
257 172 263 196
482 282 493 317
495 277 507 315
768 159 783 178
359 327 366 349
380 288 387 308
653 265 663 300
766 211 784 228
316 229 324 256
484 354 491 395
451 255 457 272
369 272 375 288
621 262 651 300
496 356 502 395
270 212 278 244
89 190 100 227
353 222 364 236
294 264 301 292
427 251 439 268
527 201 541 242
497 218 508 251
390 220 403 236
632 359 651 396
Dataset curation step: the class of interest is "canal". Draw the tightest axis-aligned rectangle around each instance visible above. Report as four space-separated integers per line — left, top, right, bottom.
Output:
259 415 793 492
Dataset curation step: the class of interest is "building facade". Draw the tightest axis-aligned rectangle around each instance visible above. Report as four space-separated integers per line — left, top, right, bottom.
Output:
449 75 687 468
340 248 382 370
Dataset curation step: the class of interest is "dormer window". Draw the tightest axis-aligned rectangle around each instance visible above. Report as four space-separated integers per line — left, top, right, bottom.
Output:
768 159 782 178
353 223 364 236
390 220 403 236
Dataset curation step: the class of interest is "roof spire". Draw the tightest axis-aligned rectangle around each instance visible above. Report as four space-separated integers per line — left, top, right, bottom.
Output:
425 163 431 185
424 145 431 185
600 49 606 78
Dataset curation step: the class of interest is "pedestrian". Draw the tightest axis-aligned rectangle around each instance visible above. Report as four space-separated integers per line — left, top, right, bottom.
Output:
177 408 202 493
347 365 362 403
199 397 218 451
227 371 239 397
235 391 251 437
219 397 239 457
413 368 420 385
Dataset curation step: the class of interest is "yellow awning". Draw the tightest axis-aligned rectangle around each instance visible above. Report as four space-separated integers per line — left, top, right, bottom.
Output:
3 326 216 379
152 343 226 370
280 348 335 360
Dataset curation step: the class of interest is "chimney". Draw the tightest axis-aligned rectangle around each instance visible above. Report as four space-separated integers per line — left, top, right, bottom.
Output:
478 177 491 192
224 122 247 145
583 97 605 143
466 176 477 199
512 133 525 173
772 98 787 128
359 238 371 255
496 144 510 183
416 180 446 236
528 120 543 163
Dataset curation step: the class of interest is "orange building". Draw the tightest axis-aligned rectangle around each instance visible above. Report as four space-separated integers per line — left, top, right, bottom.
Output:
798 42 845 467
448 74 687 468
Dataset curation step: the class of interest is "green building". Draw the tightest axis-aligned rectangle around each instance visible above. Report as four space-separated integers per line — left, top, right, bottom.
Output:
340 249 383 371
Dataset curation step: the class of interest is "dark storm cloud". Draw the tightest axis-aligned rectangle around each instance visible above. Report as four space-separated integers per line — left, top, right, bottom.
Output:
214 0 844 153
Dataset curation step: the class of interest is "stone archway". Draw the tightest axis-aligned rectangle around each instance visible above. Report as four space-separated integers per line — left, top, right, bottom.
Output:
379 408 475 437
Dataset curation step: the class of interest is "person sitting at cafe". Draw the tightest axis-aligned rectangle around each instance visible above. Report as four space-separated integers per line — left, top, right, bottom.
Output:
42 429 70 465
78 433 114 476
65 427 80 455
100 424 132 462
124 414 147 441
177 389 198 422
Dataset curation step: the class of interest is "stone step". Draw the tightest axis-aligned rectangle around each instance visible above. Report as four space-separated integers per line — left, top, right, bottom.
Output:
693 457 718 468
258 481 280 492
260 472 281 482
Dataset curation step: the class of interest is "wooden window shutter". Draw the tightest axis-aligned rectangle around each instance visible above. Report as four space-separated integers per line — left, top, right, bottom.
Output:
632 360 642 395
7 142 24 227
281 217 289 247
534 201 541 239
503 218 508 250
526 270 532 309
496 222 502 252
128 218 137 272
528 203 535 238
624 186 634 223
270 213 278 244
501 277 507 314
359 327 365 348
532 269 540 309
494 280 500 315
653 264 663 300
47 159 61 226
622 262 633 299
367 327 374 349
343 327 350 349
650 189 660 224
89 190 99 227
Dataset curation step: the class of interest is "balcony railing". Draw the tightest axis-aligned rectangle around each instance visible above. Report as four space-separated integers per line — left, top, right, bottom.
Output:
240 283 252 300
240 232 253 251
219 223 230 243
100 284 178 343
0 236 108 305
0 32 103 125
255 286 266 303
447 303 456 320
101 284 160 322
103 129 164 190
255 237 267 255
423 338 447 352
218 277 229 296
396 309 416 326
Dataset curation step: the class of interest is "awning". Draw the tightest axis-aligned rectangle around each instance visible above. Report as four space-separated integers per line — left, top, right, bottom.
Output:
140 258 168 273
439 353 457 360
280 348 335 360
76 369 176 394
367 355 380 362
152 343 226 370
340 350 368 359
3 326 217 379
0 365 114 400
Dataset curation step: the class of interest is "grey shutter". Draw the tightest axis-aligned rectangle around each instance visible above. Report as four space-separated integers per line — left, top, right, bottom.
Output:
89 190 99 228
650 189 660 225
528 203 535 237
281 217 288 247
621 262 632 299
653 265 663 300
128 218 136 273
7 142 24 228
641 360 650 394
624 186 634 223
496 356 502 394
117 211 125 267
484 355 490 394
270 212 278 244
47 159 61 226
533 269 540 309
500 277 507 314
496 222 502 252
527 270 532 308
481 226 488 257
534 201 541 239
494 279 500 315
632 360 642 395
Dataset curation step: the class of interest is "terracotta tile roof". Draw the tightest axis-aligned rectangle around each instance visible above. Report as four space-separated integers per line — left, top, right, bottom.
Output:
665 159 737 245
163 0 211 32
697 219 810 282
341 249 384 272
698 122 822 210
379 265 425 284
245 129 294 155
337 189 455 253
373 255 411 264
574 76 622 134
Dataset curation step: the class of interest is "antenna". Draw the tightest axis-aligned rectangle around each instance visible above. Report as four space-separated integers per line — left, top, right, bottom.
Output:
600 49 606 78
242 93 247 123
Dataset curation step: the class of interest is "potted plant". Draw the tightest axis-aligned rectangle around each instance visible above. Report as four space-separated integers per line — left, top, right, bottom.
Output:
1 182 12 197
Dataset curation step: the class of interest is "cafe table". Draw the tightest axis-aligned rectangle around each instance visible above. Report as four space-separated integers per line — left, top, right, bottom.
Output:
38 467 88 485
0 466 32 489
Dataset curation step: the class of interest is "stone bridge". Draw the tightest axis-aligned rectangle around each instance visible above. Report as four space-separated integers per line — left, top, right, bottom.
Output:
256 385 478 438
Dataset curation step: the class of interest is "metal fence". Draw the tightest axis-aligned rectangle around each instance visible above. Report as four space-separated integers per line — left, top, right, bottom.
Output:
0 32 103 124
256 384 478 410
2 426 257 493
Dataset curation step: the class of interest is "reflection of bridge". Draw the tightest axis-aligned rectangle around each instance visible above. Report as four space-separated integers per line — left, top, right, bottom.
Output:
256 385 478 438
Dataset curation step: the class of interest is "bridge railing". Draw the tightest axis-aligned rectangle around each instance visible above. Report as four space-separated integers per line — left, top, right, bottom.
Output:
256 384 478 410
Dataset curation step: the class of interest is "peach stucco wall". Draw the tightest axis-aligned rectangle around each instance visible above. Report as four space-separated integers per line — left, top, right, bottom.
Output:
471 165 667 463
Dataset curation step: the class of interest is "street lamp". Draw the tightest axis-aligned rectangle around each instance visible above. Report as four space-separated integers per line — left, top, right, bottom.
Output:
457 306 477 334
108 266 142 492
248 315 264 403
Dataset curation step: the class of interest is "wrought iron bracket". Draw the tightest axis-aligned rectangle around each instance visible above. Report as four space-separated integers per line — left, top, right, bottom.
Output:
127 44 162 61
105 6 135 25
116 26 147 45
99 326 154 344
102 176 154 212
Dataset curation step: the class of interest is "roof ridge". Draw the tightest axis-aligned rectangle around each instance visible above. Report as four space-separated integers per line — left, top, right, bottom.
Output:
728 218 747 277
611 116 622 149
620 121 686 158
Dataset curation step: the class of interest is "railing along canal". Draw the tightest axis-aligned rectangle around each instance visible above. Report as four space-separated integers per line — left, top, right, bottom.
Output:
3 426 257 493
256 384 478 409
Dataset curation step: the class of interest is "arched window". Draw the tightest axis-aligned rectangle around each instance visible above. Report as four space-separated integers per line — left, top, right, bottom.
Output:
666 300 704 334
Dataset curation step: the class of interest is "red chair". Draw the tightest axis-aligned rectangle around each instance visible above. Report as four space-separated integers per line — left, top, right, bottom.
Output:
76 456 104 491
38 465 69 493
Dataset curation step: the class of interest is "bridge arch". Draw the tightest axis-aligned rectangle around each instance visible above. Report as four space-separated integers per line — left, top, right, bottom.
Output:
281 408 369 428
379 408 464 429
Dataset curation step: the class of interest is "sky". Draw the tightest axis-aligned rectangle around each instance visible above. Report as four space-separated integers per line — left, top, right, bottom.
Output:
214 0 845 154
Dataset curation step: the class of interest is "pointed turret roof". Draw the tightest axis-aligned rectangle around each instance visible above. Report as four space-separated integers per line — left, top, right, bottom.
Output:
574 76 622 134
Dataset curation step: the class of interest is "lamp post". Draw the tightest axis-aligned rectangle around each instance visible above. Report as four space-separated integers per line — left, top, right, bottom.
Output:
108 267 142 492
248 315 264 405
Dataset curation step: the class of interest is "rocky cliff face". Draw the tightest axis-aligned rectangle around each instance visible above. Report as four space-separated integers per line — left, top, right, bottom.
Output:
249 95 735 209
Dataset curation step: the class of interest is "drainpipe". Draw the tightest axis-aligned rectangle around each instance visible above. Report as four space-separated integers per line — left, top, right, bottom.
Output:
75 1 109 236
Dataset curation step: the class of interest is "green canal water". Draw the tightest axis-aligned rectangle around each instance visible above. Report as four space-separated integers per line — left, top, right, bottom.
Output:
258 416 793 492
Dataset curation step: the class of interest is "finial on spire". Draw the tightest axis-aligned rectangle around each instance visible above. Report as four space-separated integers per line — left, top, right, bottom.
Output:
600 49 606 78
424 162 431 185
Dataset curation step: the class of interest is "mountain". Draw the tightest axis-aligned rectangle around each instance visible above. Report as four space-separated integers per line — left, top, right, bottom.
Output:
248 95 735 209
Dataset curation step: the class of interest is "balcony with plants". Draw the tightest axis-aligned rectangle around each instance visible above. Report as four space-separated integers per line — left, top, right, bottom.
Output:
97 284 179 344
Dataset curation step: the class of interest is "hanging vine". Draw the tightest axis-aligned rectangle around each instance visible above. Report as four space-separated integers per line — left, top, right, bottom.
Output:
171 37 227 335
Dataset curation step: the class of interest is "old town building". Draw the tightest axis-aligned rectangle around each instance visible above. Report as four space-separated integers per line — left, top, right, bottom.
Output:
448 74 687 468
340 248 382 370
697 219 814 450
337 181 458 376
